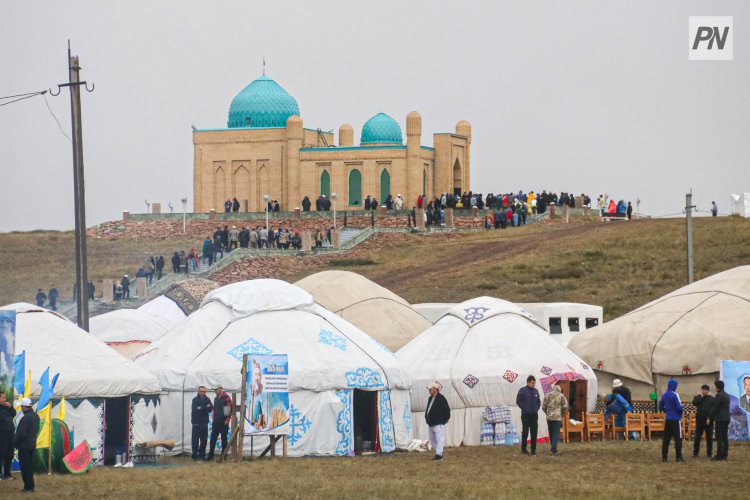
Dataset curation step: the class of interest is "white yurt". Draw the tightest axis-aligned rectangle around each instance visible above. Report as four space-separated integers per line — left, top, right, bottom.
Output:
90 278 218 358
1 303 162 466
569 266 750 399
134 279 412 457
397 297 597 447
295 270 431 351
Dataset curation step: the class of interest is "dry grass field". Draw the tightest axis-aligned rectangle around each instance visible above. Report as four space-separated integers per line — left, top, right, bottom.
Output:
0 216 748 320
1 441 748 499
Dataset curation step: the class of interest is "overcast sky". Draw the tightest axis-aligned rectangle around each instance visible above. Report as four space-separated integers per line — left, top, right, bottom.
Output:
1 1 747 231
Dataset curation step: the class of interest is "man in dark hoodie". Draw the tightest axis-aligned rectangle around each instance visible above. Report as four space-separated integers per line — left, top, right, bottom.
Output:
0 392 17 480
516 375 541 455
658 379 684 462
709 380 730 461
425 382 450 461
692 384 714 458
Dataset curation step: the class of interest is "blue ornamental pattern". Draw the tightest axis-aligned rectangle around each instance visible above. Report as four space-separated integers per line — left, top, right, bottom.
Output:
227 338 273 361
379 390 395 452
335 390 353 455
287 405 312 446
318 329 348 352
403 397 412 437
345 367 385 388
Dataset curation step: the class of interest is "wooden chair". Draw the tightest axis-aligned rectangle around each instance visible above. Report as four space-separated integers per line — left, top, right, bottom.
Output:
646 413 666 441
609 415 628 441
684 412 696 440
562 417 585 443
625 412 645 440
585 412 605 441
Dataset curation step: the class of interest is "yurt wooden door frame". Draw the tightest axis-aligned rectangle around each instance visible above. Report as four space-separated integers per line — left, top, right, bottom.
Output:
103 396 131 465
555 381 588 421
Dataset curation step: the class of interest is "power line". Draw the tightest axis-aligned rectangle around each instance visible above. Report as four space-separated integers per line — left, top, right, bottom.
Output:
0 90 46 100
0 90 46 107
42 93 72 143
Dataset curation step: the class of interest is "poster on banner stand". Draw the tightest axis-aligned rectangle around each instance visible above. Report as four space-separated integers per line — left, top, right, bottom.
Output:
244 354 290 435
0 310 15 400
719 360 750 441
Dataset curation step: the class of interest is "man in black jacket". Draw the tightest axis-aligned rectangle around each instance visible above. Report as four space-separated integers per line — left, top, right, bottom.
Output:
516 375 541 455
0 392 17 480
191 386 213 461
14 398 40 493
709 380 730 461
425 382 450 461
692 384 714 458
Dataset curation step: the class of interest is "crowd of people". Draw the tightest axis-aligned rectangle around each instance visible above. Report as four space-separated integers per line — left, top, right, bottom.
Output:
34 281 96 309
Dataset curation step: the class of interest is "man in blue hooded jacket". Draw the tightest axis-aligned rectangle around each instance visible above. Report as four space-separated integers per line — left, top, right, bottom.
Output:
659 379 684 462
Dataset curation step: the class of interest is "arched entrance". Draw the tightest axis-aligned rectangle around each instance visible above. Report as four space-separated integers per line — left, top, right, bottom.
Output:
257 164 269 211
214 166 226 210
234 165 250 210
453 159 462 196
320 170 331 198
380 169 390 205
348 169 362 207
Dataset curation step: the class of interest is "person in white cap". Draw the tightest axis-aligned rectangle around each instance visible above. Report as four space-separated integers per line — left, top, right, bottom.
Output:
14 398 39 493
612 379 632 406
425 382 450 461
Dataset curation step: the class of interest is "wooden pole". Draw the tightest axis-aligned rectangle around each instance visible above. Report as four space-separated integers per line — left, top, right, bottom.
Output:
239 354 247 461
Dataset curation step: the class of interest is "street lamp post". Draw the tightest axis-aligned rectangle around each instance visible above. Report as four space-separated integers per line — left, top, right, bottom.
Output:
181 197 187 234
331 192 337 230
264 194 270 230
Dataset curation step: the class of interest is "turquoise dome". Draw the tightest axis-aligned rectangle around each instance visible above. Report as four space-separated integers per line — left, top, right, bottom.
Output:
360 112 403 145
227 75 300 128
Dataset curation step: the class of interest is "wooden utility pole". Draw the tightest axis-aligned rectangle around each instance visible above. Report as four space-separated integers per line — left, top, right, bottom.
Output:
685 191 694 284
52 42 93 330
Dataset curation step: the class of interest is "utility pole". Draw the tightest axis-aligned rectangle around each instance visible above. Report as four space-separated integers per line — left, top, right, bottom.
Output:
51 42 93 330
685 190 694 284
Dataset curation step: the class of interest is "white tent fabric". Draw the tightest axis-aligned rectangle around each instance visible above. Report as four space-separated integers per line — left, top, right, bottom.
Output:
397 297 597 448
295 270 431 351
89 295 189 359
135 279 412 457
1 303 162 464
568 266 750 399
730 193 750 217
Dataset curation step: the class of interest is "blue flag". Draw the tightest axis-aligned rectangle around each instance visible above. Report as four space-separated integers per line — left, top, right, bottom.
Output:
37 371 58 410
14 351 25 396
36 368 49 407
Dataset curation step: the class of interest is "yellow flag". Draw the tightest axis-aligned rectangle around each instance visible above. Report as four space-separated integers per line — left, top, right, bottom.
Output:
24 370 31 398
36 403 52 449
57 397 66 421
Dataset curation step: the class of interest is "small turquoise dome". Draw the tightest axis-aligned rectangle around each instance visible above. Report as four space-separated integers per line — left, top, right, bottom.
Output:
360 112 403 145
227 75 300 128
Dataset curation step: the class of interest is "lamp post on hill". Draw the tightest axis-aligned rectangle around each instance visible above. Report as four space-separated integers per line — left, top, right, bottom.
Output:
332 192 337 230
264 194 270 229
181 197 188 234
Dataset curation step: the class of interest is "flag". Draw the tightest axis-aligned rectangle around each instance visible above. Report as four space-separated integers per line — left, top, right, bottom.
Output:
36 403 52 449
57 396 66 421
23 369 31 398
37 367 50 403
13 351 25 396
37 372 58 410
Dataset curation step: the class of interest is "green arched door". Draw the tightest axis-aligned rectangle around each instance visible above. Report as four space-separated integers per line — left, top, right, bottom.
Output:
380 169 390 206
348 169 362 206
320 170 330 198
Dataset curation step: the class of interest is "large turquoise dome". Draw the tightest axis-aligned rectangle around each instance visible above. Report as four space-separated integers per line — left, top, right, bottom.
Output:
360 112 403 145
227 75 300 128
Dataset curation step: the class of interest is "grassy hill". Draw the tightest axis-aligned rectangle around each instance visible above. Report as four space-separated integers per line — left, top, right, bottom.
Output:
1 216 748 320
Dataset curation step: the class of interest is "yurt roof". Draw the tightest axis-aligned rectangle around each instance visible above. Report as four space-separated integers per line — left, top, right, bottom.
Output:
295 270 431 350
1 303 161 398
135 279 411 393
568 266 750 385
397 296 596 412
159 277 219 315
90 308 164 344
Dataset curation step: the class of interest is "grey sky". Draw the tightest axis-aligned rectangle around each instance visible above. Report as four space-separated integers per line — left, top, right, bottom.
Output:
1 1 747 231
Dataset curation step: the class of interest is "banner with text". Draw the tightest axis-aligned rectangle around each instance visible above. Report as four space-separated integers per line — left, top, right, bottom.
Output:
0 311 16 400
245 354 290 435
719 360 750 441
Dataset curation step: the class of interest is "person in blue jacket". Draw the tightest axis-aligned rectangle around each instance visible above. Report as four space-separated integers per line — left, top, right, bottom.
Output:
604 392 632 439
659 379 684 462
516 375 541 455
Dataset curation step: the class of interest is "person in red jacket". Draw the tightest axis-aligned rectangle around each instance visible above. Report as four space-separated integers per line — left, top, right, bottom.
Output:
206 387 232 461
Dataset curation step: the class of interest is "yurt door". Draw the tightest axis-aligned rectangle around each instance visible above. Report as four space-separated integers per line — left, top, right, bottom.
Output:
353 390 378 454
573 381 588 420
103 397 130 465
